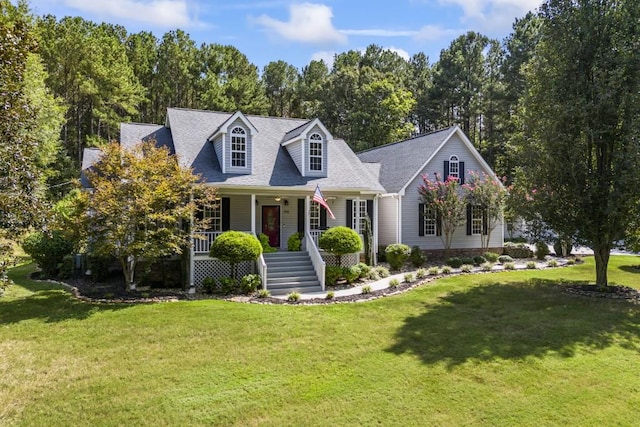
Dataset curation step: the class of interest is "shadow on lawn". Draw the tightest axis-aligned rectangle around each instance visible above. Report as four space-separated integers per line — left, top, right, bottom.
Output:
617 265 640 274
387 279 640 368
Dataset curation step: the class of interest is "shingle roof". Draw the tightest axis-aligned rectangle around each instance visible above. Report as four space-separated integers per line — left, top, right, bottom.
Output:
80 147 104 188
120 123 174 154
356 127 456 193
119 108 384 193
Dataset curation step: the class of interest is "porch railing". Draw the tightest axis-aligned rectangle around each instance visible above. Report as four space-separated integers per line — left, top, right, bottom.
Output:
304 230 326 290
193 230 252 254
309 230 323 247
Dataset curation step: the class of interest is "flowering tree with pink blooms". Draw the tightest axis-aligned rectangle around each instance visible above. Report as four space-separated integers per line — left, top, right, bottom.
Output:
417 174 467 254
463 171 508 250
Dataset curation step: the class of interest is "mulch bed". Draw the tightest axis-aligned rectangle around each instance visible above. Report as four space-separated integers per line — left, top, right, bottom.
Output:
562 283 640 304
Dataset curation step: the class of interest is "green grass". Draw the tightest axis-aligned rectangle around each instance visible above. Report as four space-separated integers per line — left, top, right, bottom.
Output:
1 257 640 426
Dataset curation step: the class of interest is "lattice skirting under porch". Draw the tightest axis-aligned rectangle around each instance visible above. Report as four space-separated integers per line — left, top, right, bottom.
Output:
193 258 254 288
321 253 359 268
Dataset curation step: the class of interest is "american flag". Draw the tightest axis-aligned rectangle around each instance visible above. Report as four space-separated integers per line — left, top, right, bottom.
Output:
312 185 335 219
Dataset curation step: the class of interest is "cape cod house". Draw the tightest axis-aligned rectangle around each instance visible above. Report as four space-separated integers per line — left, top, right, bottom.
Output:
83 108 503 295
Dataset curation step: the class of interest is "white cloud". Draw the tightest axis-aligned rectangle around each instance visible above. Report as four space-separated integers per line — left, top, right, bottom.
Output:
439 0 542 32
341 29 416 37
384 47 411 61
413 24 461 41
254 3 346 44
310 50 336 69
62 0 203 28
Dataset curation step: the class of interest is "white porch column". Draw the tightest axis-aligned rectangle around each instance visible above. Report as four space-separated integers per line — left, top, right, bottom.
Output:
305 195 310 233
396 195 402 244
373 196 379 263
250 193 256 235
188 192 195 294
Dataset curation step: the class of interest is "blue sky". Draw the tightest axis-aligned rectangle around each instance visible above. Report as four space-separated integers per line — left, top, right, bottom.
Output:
26 0 542 71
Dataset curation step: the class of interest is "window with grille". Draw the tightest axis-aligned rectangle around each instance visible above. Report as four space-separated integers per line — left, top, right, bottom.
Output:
471 205 483 235
423 206 436 236
449 155 459 180
310 202 320 230
352 200 367 233
203 204 222 232
309 133 323 171
231 127 246 167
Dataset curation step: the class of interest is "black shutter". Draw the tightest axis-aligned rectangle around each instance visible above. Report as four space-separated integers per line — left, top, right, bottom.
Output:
346 199 352 228
418 203 425 236
436 211 442 236
444 161 450 179
297 199 305 233
320 208 327 229
221 197 230 231
459 161 465 184
366 199 374 224
466 204 472 235
482 208 488 235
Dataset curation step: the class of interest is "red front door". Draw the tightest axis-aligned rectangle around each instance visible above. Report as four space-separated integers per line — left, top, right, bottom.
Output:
262 205 280 248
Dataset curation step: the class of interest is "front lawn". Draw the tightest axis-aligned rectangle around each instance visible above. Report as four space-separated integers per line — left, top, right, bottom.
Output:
1 257 639 426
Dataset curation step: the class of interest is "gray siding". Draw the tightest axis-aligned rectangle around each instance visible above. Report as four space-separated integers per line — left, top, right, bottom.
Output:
286 140 304 175
213 134 223 170
377 196 398 247
400 134 503 250
229 195 252 231
225 118 252 175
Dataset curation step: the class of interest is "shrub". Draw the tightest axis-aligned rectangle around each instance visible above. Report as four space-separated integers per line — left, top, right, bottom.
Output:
385 243 412 270
498 255 514 264
526 261 537 269
461 264 473 273
210 231 262 280
287 232 303 251
287 291 301 302
446 257 463 268
483 252 499 262
567 258 576 266
87 254 113 282
547 259 558 267
367 269 380 281
241 274 261 293
504 262 516 270
409 246 425 267
377 246 387 263
502 244 534 259
218 277 238 294
201 277 217 294
535 241 550 260
22 231 74 277
441 266 452 274
343 266 361 284
473 255 487 266
416 268 427 279
388 278 400 288
258 233 277 253
428 266 439 275
460 257 475 265
404 273 414 283
553 238 573 257
325 291 335 300
375 266 390 278
325 265 343 286
257 289 271 298
361 285 372 294
58 254 75 279
481 262 493 271
319 226 362 266
355 262 371 278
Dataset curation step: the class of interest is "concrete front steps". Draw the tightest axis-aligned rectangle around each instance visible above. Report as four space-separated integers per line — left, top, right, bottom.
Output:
263 251 322 296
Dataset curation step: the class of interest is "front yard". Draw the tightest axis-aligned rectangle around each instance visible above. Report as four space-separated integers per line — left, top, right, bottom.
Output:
1 256 639 426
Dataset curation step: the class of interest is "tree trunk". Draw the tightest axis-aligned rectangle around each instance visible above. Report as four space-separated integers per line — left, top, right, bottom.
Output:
593 244 610 289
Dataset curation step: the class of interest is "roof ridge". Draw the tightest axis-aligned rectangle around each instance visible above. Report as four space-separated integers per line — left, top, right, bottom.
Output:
356 126 455 154
167 107 310 122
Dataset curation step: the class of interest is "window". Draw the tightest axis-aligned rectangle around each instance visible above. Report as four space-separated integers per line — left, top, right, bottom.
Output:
448 155 459 180
231 127 246 167
423 206 437 236
352 200 367 233
203 203 222 232
310 202 320 230
309 133 323 171
471 205 483 235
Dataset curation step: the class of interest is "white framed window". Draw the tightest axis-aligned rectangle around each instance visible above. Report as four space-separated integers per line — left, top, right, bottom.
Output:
352 200 367 233
423 206 437 236
310 202 320 230
449 155 459 180
471 205 483 235
309 133 323 171
203 204 222 232
231 127 246 167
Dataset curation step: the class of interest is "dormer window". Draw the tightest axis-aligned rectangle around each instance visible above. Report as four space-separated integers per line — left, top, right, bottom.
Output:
231 127 246 167
448 155 459 180
309 133 323 171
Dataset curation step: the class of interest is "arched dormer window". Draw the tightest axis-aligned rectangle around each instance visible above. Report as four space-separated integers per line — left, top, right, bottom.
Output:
231 127 246 167
309 133 323 171
448 155 459 180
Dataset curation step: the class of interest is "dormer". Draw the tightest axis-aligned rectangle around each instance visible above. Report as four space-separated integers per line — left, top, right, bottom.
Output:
207 111 258 174
281 118 332 178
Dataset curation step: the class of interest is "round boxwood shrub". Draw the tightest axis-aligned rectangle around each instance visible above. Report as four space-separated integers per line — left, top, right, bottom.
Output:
473 255 487 266
483 252 499 262
446 257 463 268
535 241 550 260
343 265 361 284
22 231 74 278
385 243 411 270
319 226 362 266
287 232 303 251
210 231 262 279
409 246 425 268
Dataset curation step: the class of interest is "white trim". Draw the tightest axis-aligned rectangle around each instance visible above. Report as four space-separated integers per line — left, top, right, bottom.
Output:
301 136 306 177
221 132 226 174
207 111 258 142
397 194 403 244
250 193 256 235
281 118 334 147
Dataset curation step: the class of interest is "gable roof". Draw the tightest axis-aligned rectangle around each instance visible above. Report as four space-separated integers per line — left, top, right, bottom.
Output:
357 126 499 194
119 108 384 193
120 123 174 154
281 118 333 146
80 147 104 188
